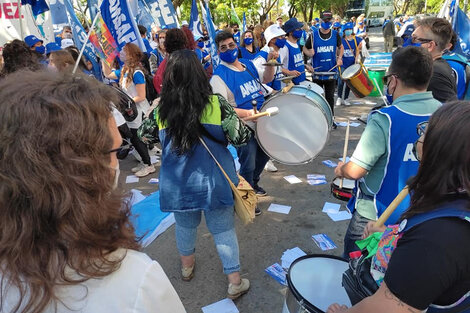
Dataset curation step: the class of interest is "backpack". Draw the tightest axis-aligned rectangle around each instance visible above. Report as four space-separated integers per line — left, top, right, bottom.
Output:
342 201 470 312
109 85 138 122
144 72 159 103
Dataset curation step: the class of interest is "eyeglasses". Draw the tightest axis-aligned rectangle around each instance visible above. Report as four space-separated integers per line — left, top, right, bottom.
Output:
108 144 130 155
416 121 428 136
411 36 433 44
412 122 428 161
382 73 398 85
219 42 237 52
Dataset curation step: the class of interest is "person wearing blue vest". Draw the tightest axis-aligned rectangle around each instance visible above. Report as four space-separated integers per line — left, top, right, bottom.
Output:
328 100 470 313
304 10 344 125
334 46 441 259
336 22 363 106
232 23 241 45
444 32 468 100
195 34 211 71
149 29 167 75
210 31 276 215
238 30 259 61
280 17 306 85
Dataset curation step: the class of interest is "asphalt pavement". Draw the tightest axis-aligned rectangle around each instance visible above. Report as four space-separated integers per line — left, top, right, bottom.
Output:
118 26 387 313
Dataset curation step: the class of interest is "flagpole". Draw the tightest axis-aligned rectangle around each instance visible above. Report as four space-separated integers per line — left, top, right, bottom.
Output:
73 11 101 74
18 0 24 39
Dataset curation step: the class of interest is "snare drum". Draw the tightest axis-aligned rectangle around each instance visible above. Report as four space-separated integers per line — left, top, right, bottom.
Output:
341 64 374 98
331 178 356 202
312 71 337 80
282 255 352 313
255 85 332 165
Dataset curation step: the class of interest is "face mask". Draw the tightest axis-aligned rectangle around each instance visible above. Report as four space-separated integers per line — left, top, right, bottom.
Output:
411 42 422 47
359 22 364 26
234 28 239 33
64 32 73 39
197 41 205 48
244 37 254 45
345 30 353 36
47 62 57 72
321 22 332 30
159 38 165 46
112 164 120 190
385 81 395 105
275 38 286 48
35 45 45 54
219 48 238 63
292 29 303 39
120 50 127 62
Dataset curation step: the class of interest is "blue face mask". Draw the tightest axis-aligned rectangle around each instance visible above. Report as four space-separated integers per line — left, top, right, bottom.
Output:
359 22 364 26
292 29 303 39
244 37 254 45
345 30 353 36
219 48 238 63
385 84 394 105
197 41 205 48
275 38 286 48
321 22 332 30
35 45 45 54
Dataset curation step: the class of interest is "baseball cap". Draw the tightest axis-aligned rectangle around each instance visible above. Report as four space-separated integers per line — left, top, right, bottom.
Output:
181 20 189 26
264 24 286 45
45 42 62 54
320 10 333 21
24 35 43 47
61 38 74 49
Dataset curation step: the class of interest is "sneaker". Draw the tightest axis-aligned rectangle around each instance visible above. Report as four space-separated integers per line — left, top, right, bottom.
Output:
131 163 146 173
181 263 195 281
332 122 338 130
150 146 162 155
254 185 267 197
228 278 250 300
135 165 156 177
264 160 278 172
335 98 343 106
344 99 352 106
255 207 262 216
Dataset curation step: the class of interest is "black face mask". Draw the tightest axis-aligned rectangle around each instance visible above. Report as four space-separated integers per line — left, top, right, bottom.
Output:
203 36 209 41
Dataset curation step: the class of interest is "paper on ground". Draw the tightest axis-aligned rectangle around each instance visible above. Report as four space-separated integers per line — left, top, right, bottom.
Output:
126 175 139 184
322 160 338 168
148 178 159 184
322 202 341 214
281 247 307 269
338 122 361 127
308 179 328 185
284 175 302 184
312 233 337 251
307 174 326 180
339 157 351 163
267 203 291 214
265 263 287 286
327 210 353 221
202 298 239 313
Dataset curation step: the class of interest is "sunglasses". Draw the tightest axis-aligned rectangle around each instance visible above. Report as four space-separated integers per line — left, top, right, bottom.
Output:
412 121 428 161
382 73 398 85
411 36 433 44
108 144 131 155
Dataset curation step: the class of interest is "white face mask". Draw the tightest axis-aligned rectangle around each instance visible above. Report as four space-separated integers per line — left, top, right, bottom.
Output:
159 38 165 46
112 164 120 190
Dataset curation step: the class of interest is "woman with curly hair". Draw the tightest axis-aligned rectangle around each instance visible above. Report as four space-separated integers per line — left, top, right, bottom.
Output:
0 39 41 78
0 70 185 313
103 43 155 178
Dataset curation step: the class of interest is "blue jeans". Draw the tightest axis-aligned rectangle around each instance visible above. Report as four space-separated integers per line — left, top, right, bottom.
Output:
337 77 351 100
235 136 270 188
174 206 240 274
343 210 373 260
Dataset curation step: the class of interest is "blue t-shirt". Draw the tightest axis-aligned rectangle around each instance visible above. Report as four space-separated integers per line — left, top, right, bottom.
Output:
114 69 145 85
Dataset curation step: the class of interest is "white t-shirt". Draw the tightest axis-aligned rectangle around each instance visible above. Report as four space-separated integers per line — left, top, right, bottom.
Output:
2 249 186 313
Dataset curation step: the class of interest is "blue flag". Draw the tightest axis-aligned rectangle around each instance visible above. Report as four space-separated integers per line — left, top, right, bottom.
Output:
242 12 246 33
143 0 179 29
63 0 102 79
189 0 203 38
88 0 99 22
453 7 470 59
136 0 155 32
201 0 219 69
21 0 49 16
49 0 68 33
100 0 146 53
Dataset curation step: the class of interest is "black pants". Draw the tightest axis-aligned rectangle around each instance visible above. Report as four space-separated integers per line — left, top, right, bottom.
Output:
312 79 336 116
130 128 151 165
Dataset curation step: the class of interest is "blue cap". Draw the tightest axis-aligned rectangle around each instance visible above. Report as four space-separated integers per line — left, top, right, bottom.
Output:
45 42 61 54
333 22 341 28
283 17 303 34
343 22 354 30
194 34 203 41
24 35 42 47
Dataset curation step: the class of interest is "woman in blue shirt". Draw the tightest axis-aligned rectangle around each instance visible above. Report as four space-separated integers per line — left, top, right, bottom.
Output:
238 30 259 60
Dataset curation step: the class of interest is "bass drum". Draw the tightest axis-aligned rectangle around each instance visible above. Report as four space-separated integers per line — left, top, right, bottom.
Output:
282 255 352 313
255 85 332 165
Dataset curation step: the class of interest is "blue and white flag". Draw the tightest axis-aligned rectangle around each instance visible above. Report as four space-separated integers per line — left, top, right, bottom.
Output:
189 0 203 38
201 0 219 68
136 0 155 32
453 7 470 59
88 0 99 22
63 0 102 79
100 0 145 53
49 0 68 33
143 0 178 29
242 12 246 33
21 0 49 16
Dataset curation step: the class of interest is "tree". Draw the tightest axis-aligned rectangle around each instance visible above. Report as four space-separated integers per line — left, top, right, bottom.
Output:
258 0 279 23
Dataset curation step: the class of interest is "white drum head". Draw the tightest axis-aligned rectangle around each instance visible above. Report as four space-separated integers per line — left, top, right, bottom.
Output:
299 80 325 95
256 90 330 165
290 256 352 312
333 178 355 189
341 64 361 80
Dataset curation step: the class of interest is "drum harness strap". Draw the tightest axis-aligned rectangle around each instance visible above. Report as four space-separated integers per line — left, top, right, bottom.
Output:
243 64 271 96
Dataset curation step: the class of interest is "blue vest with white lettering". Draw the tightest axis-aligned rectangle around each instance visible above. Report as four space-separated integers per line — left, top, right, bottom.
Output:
214 59 264 110
342 36 362 69
350 106 432 225
286 41 306 85
312 29 337 80
233 32 241 44
257 50 282 90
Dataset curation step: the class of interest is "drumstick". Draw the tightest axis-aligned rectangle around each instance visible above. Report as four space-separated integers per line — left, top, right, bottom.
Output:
339 120 350 189
372 77 388 105
251 100 258 115
375 186 409 228
282 81 294 93
328 64 339 72
243 107 279 121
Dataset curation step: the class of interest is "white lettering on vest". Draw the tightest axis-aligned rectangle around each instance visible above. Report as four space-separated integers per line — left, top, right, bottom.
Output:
403 143 418 162
294 53 303 63
317 45 334 53
240 80 258 98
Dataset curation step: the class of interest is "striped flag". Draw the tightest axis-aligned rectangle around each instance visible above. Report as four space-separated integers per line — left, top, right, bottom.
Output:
189 0 204 38
201 0 219 69
89 15 119 67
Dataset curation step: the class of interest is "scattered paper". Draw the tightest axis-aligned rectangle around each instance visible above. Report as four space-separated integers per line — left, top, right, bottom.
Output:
202 298 239 313
350 122 361 127
308 179 328 186
267 203 292 214
312 234 337 251
307 174 326 180
322 160 338 168
339 157 351 162
126 175 139 184
327 210 353 222
337 122 349 127
281 247 307 269
129 189 146 206
150 155 159 164
322 202 341 214
265 263 287 286
148 178 159 184
284 175 302 184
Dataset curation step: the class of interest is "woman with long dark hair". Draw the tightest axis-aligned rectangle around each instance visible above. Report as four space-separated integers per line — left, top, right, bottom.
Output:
103 43 154 178
0 70 185 313
238 30 259 60
139 49 252 299
328 101 470 312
